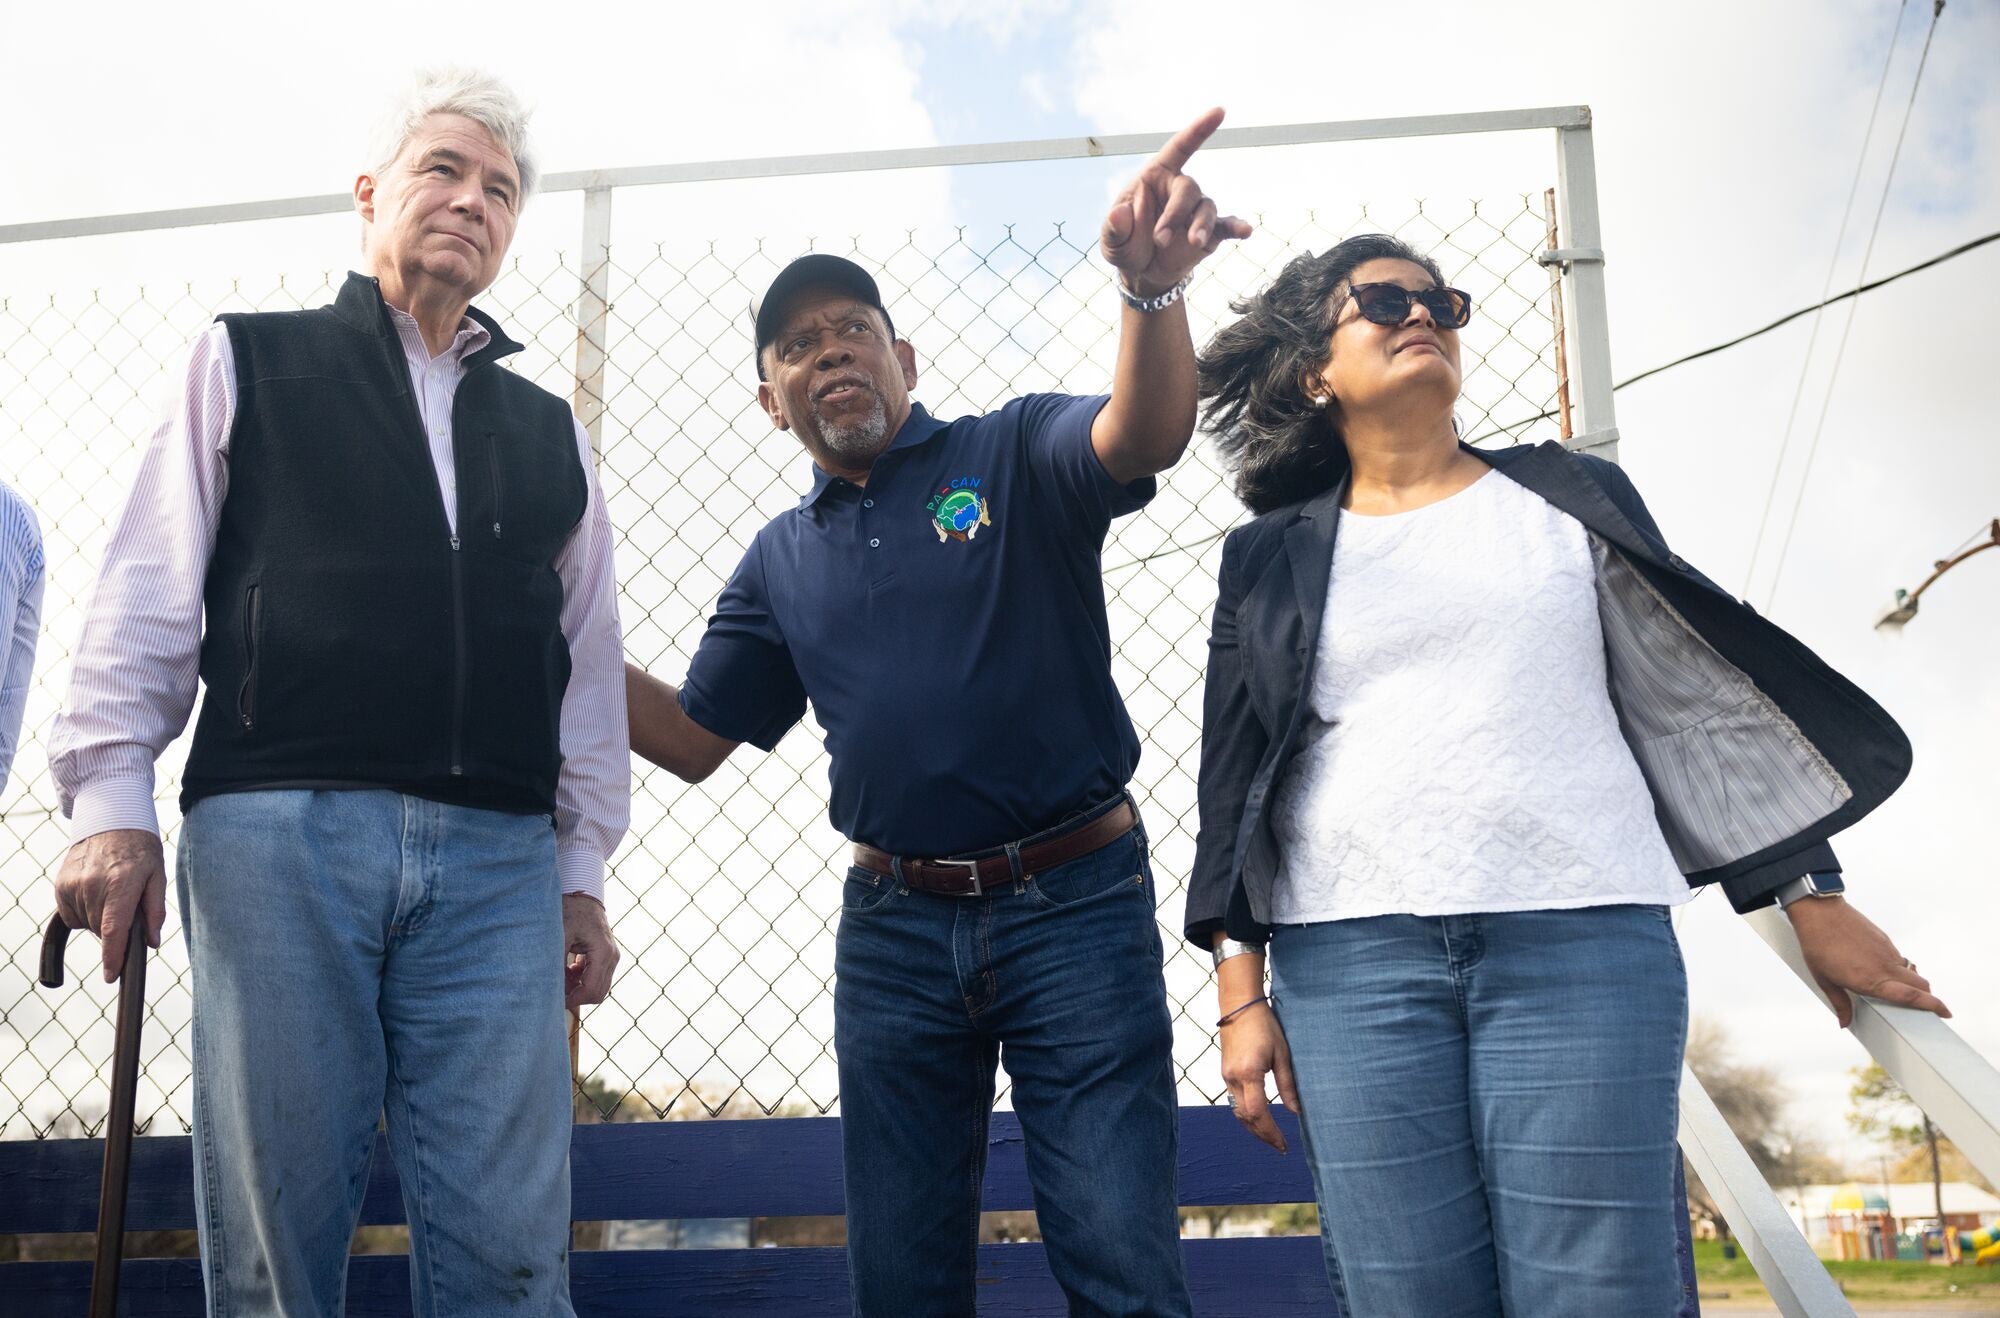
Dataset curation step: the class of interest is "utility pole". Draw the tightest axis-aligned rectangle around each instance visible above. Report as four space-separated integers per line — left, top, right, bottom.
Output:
1925 1114 1945 1255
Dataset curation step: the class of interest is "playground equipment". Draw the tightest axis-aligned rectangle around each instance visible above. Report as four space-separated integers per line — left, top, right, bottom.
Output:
1827 1184 1897 1261
1961 1221 2000 1265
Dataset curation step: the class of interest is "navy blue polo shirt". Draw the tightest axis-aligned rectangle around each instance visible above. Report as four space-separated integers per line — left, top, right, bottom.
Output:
679 394 1154 856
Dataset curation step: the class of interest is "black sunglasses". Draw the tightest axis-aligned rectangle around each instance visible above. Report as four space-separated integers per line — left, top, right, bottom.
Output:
1342 282 1474 330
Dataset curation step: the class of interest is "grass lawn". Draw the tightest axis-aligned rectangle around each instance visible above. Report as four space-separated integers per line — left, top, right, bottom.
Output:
1694 1237 2000 1306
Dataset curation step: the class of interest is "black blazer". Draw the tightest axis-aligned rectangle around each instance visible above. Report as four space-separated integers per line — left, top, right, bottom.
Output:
1184 441 1913 948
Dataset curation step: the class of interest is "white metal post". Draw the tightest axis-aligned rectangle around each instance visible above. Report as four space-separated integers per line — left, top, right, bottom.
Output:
0 108 1594 246
1680 1066 1857 1318
566 184 613 1132
1554 119 1619 463
572 186 614 460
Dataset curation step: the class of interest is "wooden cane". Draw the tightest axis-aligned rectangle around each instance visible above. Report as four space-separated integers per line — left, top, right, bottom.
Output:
40 911 147 1318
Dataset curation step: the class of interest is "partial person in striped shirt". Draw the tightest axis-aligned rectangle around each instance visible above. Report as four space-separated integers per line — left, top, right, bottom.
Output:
47 69 626 1317
0 479 43 795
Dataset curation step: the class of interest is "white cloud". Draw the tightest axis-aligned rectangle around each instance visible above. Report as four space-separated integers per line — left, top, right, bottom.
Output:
1021 70 1057 115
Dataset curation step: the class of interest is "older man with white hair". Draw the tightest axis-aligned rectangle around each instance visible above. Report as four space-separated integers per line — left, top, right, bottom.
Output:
49 69 626 1314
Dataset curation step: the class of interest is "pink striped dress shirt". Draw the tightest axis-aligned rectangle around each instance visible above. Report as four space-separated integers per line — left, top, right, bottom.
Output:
50 306 630 903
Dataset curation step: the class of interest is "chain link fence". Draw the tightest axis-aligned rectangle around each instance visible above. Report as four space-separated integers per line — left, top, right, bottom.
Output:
2 193 1572 1137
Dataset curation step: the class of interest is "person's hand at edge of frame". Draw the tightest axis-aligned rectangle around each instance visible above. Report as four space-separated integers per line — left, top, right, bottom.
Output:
1100 107 1254 297
563 891 619 1011
53 827 167 983
1786 895 1950 1028
1221 1000 1302 1154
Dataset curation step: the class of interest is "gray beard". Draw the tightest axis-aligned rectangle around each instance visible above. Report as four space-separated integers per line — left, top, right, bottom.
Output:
812 393 891 465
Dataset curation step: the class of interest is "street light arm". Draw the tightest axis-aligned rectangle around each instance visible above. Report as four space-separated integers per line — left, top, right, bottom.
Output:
1902 518 2000 609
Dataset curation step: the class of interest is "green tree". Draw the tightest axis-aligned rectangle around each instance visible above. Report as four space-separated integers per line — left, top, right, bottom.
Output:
1682 1018 1842 1239
1848 1064 1962 1228
574 1073 651 1123
1268 1203 1320 1235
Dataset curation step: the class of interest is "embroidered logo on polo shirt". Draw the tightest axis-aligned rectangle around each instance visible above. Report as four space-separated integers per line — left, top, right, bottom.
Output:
927 477 992 542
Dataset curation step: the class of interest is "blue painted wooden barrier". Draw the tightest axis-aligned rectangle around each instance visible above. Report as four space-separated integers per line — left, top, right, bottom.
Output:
1 1105 1326 1314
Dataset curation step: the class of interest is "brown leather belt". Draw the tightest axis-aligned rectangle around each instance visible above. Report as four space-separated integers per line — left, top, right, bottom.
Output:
852 800 1138 897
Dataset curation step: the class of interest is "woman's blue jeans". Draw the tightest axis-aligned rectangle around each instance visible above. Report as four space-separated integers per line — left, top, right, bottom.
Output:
177 790 575 1317
1270 905 1689 1317
833 818 1190 1317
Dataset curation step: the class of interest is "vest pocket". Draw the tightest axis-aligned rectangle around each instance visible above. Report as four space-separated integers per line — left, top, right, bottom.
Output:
237 582 262 730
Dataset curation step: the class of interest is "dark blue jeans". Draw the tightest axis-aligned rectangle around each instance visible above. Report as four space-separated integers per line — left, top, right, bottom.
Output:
834 813 1191 1317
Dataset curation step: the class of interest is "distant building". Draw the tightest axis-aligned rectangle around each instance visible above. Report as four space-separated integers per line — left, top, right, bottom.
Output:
1780 1182 2000 1261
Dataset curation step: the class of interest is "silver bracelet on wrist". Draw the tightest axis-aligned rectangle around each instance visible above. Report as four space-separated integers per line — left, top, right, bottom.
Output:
1211 937 1267 970
1117 274 1191 313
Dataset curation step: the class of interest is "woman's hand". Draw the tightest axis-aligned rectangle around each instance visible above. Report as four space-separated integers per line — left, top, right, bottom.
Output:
1786 896 1950 1027
1221 1000 1303 1153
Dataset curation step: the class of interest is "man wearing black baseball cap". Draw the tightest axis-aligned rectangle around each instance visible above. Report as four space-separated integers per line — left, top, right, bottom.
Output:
751 252 895 379
628 109 1248 1315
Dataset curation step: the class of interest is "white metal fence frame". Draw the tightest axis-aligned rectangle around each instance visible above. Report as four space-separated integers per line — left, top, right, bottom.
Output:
0 105 1622 462
6 106 1996 1317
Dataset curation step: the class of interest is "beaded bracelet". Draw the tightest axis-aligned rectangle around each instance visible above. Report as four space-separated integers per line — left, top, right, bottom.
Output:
1215 995 1270 1028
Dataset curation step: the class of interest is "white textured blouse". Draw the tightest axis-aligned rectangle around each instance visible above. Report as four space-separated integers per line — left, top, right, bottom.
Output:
1269 469 1690 924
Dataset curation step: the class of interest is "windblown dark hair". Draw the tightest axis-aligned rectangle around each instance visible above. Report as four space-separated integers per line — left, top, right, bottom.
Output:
1197 234 1446 514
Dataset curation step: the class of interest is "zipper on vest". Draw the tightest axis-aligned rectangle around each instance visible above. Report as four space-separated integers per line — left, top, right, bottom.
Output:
237 583 261 730
450 536 466 775
486 432 504 540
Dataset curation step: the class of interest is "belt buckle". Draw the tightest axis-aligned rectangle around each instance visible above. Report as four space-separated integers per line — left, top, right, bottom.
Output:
935 857 984 897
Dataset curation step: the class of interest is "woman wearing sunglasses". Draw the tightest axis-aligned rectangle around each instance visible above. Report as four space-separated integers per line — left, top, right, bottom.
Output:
1187 233 1946 1315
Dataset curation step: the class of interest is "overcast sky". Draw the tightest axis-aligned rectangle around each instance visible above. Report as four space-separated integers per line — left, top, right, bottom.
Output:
4 0 1997 1166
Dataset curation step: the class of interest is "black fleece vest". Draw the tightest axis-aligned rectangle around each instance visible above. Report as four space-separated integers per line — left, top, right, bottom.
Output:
180 273 587 816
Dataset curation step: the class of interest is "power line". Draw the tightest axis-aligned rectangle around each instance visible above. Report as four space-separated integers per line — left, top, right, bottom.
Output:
1120 219 1995 579
1109 223 1998 575
1607 229 1997 391
1741 0 1914 597
1762 0 1949 613
1459 223 1999 447
1104 527 1228 575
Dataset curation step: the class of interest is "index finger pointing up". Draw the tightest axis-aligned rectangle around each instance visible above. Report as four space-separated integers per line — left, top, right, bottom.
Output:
1151 106 1226 175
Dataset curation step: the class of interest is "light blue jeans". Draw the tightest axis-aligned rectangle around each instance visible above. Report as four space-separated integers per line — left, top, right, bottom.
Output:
177 790 575 1317
1270 905 1689 1317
